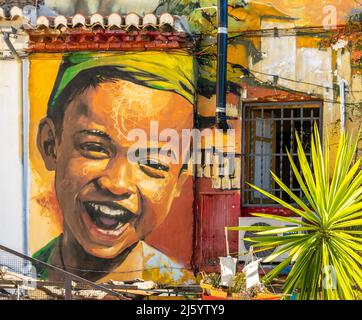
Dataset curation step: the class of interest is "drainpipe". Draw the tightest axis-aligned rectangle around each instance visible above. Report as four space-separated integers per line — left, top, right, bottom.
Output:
216 0 229 130
339 79 348 134
2 30 29 257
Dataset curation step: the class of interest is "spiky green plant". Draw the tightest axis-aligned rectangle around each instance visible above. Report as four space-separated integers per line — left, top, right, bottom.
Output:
229 124 362 300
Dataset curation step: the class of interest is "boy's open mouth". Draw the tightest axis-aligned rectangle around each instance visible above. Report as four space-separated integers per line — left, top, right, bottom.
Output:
83 201 135 231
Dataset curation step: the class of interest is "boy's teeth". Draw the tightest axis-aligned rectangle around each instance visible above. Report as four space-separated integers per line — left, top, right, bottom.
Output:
89 203 124 217
100 205 111 215
90 203 99 210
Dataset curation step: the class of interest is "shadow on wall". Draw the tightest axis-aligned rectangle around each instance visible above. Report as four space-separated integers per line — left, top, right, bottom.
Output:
44 0 161 15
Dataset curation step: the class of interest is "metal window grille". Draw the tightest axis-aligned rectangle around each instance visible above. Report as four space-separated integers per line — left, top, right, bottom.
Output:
242 101 322 206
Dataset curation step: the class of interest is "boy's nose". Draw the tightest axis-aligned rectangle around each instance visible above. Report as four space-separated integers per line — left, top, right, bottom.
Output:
97 159 137 197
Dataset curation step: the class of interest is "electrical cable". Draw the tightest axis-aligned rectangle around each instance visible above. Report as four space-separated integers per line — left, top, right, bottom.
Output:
193 43 362 95
192 23 360 38
250 70 362 94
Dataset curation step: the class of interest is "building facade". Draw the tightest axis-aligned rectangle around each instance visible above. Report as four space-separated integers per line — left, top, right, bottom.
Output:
0 0 361 284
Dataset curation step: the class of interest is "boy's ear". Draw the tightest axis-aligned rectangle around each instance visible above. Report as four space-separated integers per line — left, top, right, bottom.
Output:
37 118 57 171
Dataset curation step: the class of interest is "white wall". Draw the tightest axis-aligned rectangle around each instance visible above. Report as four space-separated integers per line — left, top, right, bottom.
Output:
0 59 25 255
253 19 297 90
296 47 333 96
336 48 362 153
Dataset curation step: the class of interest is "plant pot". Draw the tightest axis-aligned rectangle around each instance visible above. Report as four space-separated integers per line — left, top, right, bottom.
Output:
200 282 213 295
209 288 228 299
253 294 283 300
231 293 245 300
202 294 229 300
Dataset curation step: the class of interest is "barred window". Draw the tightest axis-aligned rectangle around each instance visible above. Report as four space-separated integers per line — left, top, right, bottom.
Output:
242 102 322 206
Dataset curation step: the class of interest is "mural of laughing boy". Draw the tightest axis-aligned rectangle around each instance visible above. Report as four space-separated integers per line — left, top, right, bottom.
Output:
34 51 196 284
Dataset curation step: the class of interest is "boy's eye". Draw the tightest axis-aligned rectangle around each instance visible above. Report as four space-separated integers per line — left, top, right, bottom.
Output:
79 143 110 159
143 160 169 172
139 159 169 178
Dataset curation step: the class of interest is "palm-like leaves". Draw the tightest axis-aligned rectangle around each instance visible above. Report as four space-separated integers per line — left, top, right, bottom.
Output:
228 124 362 300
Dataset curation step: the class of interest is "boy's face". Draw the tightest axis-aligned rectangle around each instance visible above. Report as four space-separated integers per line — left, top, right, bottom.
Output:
38 80 193 259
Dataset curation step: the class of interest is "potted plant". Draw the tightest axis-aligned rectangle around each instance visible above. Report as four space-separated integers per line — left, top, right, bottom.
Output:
201 271 284 300
199 272 215 295
200 272 229 298
207 274 228 298
230 272 247 299
209 287 228 299
229 124 362 300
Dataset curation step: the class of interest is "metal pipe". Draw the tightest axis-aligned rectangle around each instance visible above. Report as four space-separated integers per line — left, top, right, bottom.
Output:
21 59 30 258
216 0 229 130
339 79 347 134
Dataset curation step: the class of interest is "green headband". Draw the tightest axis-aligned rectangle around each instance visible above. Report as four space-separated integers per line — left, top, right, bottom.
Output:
48 51 197 112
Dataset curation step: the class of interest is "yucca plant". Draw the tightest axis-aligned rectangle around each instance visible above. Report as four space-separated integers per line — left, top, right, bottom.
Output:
229 124 362 300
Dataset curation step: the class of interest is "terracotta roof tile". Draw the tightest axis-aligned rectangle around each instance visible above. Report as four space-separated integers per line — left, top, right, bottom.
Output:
25 13 193 52
0 6 194 52
30 12 176 31
239 79 323 103
27 27 192 53
244 91 322 103
0 7 193 52
0 5 24 20
0 7 187 33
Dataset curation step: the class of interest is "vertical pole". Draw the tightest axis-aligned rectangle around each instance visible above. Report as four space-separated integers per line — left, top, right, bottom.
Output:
339 80 347 134
225 227 230 257
216 0 229 131
64 275 72 300
22 59 30 258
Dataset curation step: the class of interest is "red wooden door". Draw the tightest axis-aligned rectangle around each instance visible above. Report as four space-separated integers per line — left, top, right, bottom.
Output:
196 192 240 270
